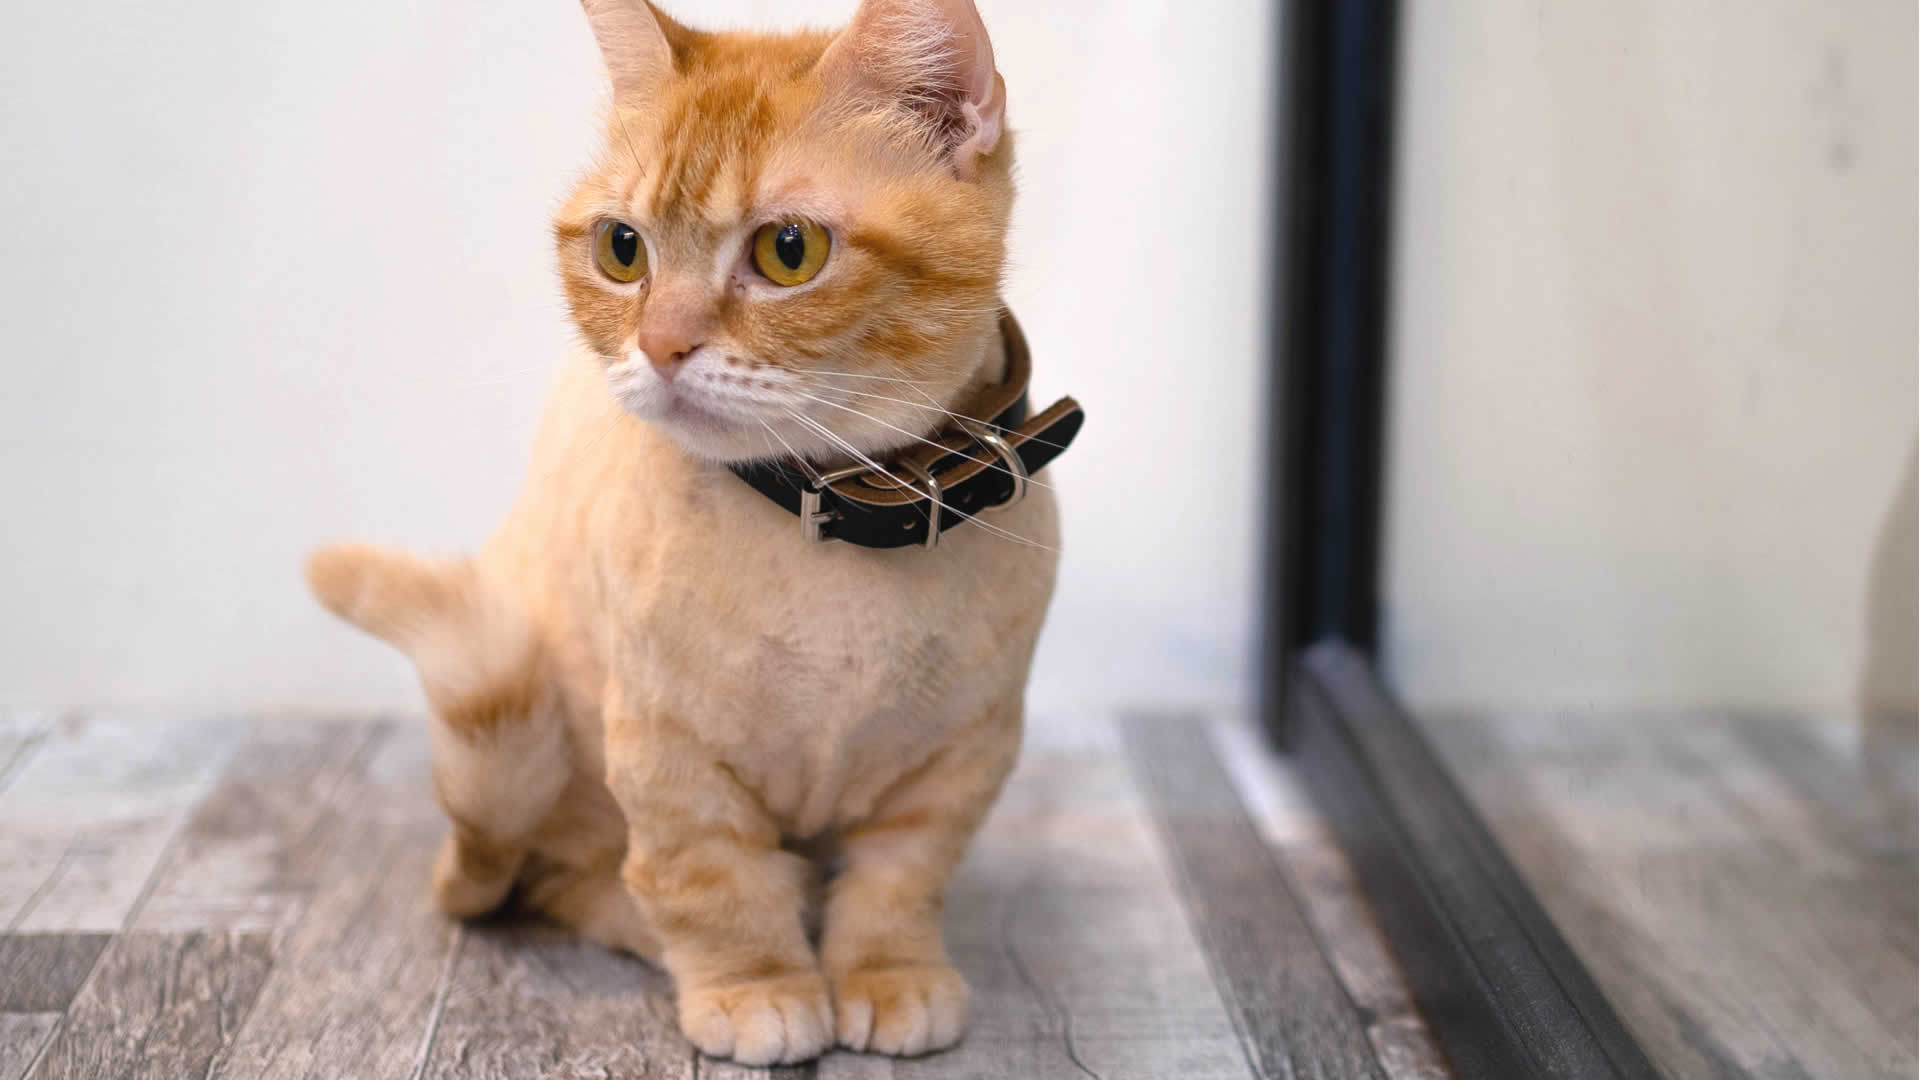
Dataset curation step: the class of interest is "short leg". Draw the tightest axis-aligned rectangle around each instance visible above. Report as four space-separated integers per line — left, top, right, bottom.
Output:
822 705 1020 1056
431 823 522 918
606 715 832 1066
519 857 663 963
427 695 570 918
305 542 567 919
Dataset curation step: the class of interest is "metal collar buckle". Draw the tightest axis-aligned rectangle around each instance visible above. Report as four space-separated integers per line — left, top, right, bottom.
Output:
800 461 946 549
797 425 1025 549
958 420 1029 509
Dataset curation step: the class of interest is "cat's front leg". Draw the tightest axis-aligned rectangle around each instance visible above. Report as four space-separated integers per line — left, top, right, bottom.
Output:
822 704 1020 1057
605 711 832 1066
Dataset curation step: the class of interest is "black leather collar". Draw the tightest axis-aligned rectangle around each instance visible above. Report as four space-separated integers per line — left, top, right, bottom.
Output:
729 312 1083 549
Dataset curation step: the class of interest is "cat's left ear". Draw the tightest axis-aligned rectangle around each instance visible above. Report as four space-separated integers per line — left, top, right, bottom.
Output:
819 0 1006 178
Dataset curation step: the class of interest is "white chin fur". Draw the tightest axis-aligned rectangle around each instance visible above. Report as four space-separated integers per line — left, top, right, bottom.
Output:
604 353 668 420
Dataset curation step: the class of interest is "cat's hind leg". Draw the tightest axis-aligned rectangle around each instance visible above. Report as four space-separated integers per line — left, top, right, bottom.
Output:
520 857 663 962
426 684 569 918
307 543 569 918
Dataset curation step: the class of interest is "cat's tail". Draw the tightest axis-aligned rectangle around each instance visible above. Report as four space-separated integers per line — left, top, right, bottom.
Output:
304 543 538 716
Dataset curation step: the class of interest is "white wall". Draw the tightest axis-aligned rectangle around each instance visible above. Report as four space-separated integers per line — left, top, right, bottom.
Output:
1385 2 1917 713
0 3 1273 712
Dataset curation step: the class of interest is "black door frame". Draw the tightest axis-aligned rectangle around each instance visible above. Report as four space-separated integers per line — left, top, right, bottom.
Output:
1260 3 1661 1076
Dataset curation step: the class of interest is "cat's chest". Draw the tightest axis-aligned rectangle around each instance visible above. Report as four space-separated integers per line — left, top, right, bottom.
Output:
632 523 1018 722
609 483 1057 831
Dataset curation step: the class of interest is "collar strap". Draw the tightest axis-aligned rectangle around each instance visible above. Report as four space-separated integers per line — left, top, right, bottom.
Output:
729 311 1084 549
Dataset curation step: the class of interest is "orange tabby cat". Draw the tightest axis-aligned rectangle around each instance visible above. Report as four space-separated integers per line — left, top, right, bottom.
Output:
306 0 1060 1065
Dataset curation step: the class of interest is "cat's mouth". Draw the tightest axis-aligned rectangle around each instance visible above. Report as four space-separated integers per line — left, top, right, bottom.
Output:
606 353 760 436
606 352 892 464
659 388 736 432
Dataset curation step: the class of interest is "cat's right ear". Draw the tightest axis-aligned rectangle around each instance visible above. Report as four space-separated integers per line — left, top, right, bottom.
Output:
580 0 677 97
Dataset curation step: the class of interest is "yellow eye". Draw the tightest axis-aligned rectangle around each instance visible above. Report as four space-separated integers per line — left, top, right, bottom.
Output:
752 221 830 286
594 220 647 283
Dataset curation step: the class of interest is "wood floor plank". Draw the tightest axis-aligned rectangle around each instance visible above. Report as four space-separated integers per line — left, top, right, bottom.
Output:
0 1014 60 1080
1120 714 1382 1080
1685 716 1917 1049
1671 716 1913 1074
0 713 55 798
1642 717 1916 1077
807 1055 885 1080
698 1056 812 1079
1727 712 1917 890
28 931 272 1080
0 935 112 1013
1210 720 1438 1040
135 719 385 933
1210 718 1451 1080
1423 711 1790 1080
0 714 244 932
1673 720 1855 877
0 706 1500 1079
821 712 1252 1080
421 920 692 1080
207 724 462 1080
1429 710 1917 1080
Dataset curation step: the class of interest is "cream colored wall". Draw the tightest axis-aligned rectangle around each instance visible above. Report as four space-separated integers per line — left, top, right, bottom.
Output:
1384 2 1917 713
0 2 1271 712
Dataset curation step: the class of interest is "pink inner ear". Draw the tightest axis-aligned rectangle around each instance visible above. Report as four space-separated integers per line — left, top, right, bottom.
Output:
945 0 999 108
824 0 1006 171
955 72 1005 175
948 0 1003 165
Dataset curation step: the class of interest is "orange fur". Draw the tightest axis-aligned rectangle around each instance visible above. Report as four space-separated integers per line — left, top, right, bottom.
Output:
307 0 1051 1065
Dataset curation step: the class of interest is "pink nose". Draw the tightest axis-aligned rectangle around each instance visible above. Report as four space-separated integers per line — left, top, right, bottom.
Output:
638 328 700 379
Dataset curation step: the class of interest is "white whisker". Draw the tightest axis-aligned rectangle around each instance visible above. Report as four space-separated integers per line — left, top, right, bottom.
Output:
786 389 1056 493
754 423 778 469
756 419 824 485
614 110 644 172
795 381 1076 454
784 368 941 385
908 490 1059 552
547 409 624 480
782 410 1057 553
784 410 934 529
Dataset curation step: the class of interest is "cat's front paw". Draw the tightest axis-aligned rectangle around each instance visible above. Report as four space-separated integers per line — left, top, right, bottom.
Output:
678 972 834 1066
832 964 970 1056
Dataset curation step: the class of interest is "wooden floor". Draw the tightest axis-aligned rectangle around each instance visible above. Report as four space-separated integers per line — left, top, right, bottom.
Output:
1425 708 1919 1080
0 710 1447 1079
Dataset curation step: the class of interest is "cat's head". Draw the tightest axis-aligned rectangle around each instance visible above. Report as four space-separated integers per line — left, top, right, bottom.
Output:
557 0 1013 464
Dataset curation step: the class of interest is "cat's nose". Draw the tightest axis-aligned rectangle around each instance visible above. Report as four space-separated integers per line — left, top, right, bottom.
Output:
637 329 700 380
